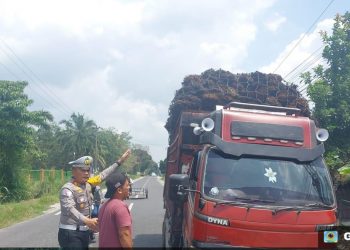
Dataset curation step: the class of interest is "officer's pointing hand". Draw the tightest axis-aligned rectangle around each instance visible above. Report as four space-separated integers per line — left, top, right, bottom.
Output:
117 149 131 165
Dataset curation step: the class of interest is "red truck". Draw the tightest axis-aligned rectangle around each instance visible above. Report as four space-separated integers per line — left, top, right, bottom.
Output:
162 102 337 248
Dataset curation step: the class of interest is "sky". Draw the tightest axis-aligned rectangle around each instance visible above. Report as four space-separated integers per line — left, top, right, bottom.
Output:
0 0 349 163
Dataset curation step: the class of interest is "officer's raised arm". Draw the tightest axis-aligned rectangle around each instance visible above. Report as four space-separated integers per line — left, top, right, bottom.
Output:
88 149 131 186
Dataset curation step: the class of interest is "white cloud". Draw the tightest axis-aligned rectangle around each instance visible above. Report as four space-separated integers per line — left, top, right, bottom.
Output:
265 13 287 31
259 18 334 83
0 0 146 38
5 0 344 163
41 66 169 162
0 0 277 162
109 49 125 61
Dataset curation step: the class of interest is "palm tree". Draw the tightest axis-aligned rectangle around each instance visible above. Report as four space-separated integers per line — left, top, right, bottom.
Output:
58 113 97 164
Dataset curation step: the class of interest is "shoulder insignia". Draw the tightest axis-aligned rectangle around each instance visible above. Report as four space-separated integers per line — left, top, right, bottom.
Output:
62 189 73 197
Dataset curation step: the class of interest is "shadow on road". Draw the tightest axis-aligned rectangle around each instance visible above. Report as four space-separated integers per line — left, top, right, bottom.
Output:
133 233 162 248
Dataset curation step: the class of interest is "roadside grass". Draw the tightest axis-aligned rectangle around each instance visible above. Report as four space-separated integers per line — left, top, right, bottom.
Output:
0 193 58 229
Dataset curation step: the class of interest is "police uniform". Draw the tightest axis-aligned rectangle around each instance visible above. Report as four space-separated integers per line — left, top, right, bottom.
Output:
58 156 121 248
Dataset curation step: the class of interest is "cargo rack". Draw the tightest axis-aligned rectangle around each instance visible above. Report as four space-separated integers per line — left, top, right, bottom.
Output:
223 102 301 116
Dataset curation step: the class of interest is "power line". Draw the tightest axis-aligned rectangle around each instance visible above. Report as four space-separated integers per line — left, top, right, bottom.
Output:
0 38 73 116
282 52 325 98
283 45 324 79
273 0 335 73
0 57 21 80
297 58 327 93
0 38 71 114
291 54 325 83
0 49 66 112
0 39 74 114
0 44 70 116
286 52 324 84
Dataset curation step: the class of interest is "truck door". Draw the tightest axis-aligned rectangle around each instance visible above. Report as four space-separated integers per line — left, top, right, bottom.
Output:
183 151 201 247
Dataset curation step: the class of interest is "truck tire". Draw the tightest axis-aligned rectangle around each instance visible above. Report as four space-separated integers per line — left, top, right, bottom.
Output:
181 235 188 248
163 213 180 248
162 214 169 249
162 219 166 248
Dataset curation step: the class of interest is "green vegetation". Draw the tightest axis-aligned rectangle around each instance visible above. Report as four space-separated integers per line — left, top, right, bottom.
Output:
0 193 58 228
0 81 53 201
159 159 166 174
0 82 158 206
301 11 350 179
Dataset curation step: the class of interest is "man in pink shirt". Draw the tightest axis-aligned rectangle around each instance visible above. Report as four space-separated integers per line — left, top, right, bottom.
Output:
98 172 133 248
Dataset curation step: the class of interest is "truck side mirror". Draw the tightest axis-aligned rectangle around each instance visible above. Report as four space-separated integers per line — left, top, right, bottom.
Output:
169 174 189 202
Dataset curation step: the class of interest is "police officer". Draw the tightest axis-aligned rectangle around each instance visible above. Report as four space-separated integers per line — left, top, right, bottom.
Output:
58 149 131 248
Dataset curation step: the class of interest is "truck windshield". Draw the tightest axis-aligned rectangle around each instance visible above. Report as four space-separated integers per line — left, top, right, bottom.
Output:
203 149 335 207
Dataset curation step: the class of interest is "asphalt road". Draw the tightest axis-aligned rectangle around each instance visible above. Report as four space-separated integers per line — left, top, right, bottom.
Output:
0 176 164 248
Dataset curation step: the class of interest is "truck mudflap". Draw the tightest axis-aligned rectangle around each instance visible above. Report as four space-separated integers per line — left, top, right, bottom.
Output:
200 132 325 162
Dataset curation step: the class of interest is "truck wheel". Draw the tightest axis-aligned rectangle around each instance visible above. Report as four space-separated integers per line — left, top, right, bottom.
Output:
162 219 166 248
162 214 169 248
173 235 181 247
181 235 188 248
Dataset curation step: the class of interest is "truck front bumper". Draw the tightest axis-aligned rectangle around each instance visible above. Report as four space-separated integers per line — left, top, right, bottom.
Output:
192 240 249 249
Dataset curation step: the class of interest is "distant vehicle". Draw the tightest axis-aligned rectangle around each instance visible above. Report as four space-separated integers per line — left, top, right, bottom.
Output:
151 172 157 177
129 187 148 199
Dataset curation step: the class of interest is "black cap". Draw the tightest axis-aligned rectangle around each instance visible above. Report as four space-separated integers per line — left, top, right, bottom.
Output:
104 172 127 198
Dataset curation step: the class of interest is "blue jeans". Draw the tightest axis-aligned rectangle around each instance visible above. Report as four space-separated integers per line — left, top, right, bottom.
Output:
91 204 100 218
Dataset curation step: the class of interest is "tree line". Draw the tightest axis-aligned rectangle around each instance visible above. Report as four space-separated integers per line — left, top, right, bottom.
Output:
302 12 350 180
0 81 158 202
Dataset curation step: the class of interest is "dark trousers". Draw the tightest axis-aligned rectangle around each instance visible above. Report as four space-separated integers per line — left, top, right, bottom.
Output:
58 228 90 249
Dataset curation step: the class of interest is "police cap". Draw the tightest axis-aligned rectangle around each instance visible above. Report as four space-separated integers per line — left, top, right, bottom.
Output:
68 156 93 169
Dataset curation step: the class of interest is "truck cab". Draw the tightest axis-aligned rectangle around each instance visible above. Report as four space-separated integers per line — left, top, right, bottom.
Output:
163 102 337 249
